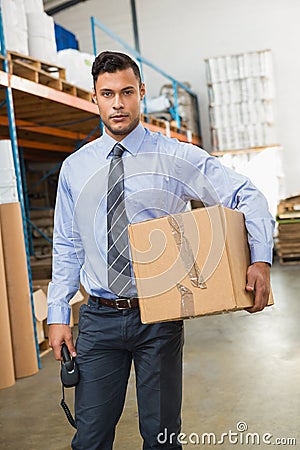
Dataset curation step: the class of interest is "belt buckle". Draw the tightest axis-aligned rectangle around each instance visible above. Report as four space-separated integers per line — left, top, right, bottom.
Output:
115 298 132 310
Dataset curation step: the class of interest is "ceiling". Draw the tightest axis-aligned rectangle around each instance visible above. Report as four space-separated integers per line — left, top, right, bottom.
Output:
43 0 89 15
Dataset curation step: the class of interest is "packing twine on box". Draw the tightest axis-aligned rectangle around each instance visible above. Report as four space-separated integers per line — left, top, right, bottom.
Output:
168 215 207 318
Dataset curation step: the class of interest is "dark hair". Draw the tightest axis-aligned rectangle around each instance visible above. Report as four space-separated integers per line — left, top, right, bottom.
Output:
92 51 142 88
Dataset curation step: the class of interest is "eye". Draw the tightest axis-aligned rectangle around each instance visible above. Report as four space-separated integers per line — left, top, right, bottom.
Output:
102 91 112 97
124 90 134 95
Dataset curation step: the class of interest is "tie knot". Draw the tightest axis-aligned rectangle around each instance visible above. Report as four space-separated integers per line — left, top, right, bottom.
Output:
112 143 126 158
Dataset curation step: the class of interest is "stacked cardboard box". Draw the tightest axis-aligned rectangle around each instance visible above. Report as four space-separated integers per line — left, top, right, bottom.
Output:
275 195 300 265
30 209 54 259
33 289 49 352
32 278 88 349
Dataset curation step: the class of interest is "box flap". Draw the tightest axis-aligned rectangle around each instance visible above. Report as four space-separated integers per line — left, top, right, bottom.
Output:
33 289 48 321
69 290 84 305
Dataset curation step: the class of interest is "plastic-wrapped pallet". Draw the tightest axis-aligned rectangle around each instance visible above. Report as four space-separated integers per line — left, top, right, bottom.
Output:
160 82 199 134
27 12 57 64
206 49 277 152
144 94 171 114
1 0 29 55
57 49 95 91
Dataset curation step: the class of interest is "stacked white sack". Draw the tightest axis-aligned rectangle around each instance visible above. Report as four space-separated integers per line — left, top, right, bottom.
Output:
0 140 18 204
23 0 44 13
57 49 95 91
27 12 57 64
1 0 29 55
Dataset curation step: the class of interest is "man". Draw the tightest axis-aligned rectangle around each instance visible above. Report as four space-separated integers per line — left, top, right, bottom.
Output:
48 51 274 450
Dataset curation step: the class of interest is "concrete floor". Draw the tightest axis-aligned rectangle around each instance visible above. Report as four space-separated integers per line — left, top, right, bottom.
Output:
0 259 299 449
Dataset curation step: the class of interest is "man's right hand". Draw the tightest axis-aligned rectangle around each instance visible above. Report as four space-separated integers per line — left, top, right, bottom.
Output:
48 324 77 361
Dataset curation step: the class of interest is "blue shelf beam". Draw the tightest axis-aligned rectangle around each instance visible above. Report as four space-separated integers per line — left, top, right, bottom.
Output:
28 220 53 245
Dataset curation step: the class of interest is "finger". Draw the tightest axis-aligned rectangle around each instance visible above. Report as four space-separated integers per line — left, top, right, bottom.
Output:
246 284 269 313
64 335 77 358
245 277 258 312
245 292 261 313
52 343 63 361
48 335 65 360
246 284 254 292
246 271 256 293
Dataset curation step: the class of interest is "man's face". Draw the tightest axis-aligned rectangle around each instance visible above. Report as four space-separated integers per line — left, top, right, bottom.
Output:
92 68 145 141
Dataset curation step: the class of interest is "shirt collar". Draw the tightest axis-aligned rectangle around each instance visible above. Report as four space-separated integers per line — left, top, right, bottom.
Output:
102 122 146 158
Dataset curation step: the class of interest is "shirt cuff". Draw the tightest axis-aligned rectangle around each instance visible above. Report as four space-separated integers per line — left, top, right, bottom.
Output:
47 305 71 324
250 244 273 266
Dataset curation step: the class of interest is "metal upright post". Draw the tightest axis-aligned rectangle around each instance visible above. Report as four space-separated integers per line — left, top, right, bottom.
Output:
0 6 41 368
19 147 34 256
129 0 148 114
173 81 181 129
130 0 141 53
91 16 97 57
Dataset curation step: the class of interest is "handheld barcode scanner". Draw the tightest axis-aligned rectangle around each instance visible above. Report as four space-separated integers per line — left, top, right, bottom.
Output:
60 343 79 428
61 344 79 387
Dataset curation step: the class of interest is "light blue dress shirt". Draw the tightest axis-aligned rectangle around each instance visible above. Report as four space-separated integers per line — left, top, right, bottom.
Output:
47 122 275 324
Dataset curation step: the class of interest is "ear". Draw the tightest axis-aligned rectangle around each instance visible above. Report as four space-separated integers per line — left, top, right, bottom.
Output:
92 89 97 104
140 83 146 100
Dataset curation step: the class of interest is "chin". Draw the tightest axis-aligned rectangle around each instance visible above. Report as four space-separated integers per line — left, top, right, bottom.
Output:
110 123 137 137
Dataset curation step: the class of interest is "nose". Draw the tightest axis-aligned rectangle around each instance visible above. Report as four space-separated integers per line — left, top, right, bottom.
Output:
112 94 124 110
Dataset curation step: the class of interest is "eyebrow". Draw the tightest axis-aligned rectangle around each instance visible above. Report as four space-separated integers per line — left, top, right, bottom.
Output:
99 85 136 92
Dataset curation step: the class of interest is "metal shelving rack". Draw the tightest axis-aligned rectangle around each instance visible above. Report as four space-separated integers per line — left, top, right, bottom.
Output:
0 6 41 368
0 8 203 368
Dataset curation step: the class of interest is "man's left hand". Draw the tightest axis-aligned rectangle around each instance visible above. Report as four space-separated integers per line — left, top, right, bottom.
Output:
245 262 271 313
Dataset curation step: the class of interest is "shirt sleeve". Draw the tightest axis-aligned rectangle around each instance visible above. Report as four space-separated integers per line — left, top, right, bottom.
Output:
179 144 275 265
47 161 84 324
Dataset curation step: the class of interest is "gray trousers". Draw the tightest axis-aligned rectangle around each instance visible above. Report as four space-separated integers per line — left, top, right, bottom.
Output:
71 299 184 450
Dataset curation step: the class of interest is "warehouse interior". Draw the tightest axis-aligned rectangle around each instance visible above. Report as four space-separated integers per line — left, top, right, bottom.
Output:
0 1 299 449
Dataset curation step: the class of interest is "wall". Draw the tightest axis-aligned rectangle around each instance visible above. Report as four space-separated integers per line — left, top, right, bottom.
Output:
53 0 300 198
52 0 134 54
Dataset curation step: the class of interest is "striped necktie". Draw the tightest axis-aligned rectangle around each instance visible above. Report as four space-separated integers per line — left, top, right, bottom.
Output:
107 142 132 296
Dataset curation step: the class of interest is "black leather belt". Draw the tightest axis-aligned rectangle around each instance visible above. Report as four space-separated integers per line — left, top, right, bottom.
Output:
90 296 139 310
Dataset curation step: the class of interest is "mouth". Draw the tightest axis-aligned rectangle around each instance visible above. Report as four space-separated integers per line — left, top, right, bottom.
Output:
110 114 129 122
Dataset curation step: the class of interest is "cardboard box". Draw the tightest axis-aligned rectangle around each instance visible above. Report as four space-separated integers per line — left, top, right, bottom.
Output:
33 289 48 344
32 279 51 337
71 284 88 324
128 205 274 324
69 289 84 325
32 278 87 328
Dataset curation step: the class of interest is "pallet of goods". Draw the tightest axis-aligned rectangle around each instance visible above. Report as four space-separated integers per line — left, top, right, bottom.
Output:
275 195 300 265
7 51 92 102
205 49 277 152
